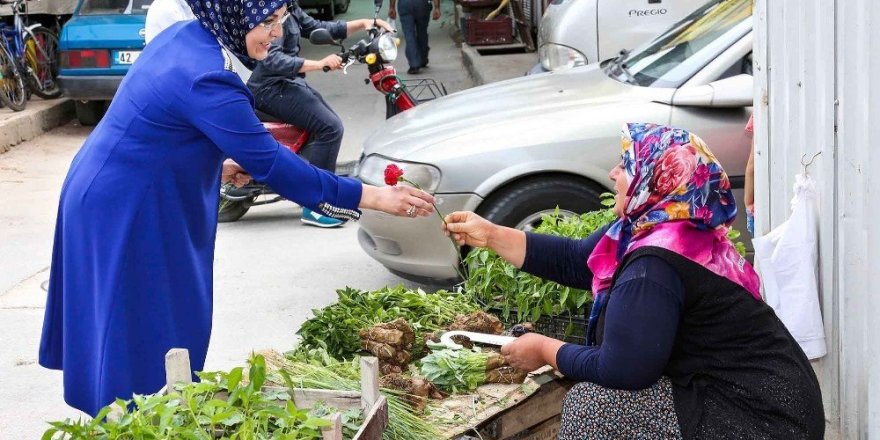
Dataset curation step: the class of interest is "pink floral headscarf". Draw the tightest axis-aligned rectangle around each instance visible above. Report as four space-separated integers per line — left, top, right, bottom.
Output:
587 123 761 300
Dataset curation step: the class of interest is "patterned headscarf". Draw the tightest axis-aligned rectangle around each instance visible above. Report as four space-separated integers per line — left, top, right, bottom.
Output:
185 0 286 69
584 123 761 343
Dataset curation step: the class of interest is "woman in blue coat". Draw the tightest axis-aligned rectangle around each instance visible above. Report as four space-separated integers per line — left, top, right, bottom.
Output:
38 0 435 417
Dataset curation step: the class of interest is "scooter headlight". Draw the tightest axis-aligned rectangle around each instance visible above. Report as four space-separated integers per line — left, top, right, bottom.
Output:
378 34 398 63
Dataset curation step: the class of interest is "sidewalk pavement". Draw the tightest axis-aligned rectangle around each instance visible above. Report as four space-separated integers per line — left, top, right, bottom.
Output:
0 98 74 154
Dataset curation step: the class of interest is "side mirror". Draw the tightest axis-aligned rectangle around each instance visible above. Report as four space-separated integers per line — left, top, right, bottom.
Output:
671 74 754 107
309 28 336 46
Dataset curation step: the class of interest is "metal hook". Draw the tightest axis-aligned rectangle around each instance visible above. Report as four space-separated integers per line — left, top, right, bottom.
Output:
801 151 822 175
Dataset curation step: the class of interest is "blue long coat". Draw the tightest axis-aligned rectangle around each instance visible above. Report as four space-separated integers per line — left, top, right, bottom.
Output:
38 20 362 417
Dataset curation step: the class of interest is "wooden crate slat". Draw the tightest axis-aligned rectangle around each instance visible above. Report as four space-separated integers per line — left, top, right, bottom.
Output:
165 348 193 389
516 415 561 440
352 395 388 440
321 413 343 440
478 379 574 440
359 357 380 411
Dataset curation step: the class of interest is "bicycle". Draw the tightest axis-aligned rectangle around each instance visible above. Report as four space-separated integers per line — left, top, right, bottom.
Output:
0 0 61 111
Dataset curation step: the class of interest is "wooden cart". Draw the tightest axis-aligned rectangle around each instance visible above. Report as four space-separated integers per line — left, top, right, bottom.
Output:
110 349 389 440
427 367 575 440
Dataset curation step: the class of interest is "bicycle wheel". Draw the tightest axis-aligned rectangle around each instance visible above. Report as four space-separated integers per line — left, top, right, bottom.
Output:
24 26 61 99
0 43 27 111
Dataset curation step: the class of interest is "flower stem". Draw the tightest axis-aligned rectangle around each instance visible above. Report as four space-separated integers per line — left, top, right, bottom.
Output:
400 177 467 281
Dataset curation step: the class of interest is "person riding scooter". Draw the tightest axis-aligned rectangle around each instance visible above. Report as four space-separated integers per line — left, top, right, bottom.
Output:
247 0 394 228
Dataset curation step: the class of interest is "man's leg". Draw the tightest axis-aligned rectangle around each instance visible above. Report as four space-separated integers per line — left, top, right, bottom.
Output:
255 80 343 173
416 2 431 67
253 80 346 227
398 2 423 71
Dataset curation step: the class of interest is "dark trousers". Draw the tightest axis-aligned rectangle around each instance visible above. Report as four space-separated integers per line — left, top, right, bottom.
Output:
399 0 432 69
253 79 343 173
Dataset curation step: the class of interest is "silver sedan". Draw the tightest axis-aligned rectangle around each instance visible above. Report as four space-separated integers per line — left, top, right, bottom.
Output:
355 0 755 283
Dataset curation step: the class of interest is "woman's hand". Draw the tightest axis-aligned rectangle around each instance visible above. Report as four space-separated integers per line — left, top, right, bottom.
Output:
442 211 496 248
501 333 564 372
221 159 251 187
360 185 435 217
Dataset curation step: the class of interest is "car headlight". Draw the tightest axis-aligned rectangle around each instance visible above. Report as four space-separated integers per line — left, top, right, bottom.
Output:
357 155 441 192
539 43 587 71
378 34 398 63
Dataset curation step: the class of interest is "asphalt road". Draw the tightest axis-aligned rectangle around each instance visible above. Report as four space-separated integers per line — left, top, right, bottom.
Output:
0 0 471 436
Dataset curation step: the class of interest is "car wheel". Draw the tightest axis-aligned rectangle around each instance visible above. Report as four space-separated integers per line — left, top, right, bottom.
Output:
218 197 253 223
337 0 349 14
74 100 106 126
322 0 335 19
479 176 604 232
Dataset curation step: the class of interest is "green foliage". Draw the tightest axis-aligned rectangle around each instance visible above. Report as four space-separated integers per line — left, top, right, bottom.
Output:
465 202 617 326
419 348 488 393
726 227 747 257
296 285 479 360
465 198 748 330
43 354 336 440
277 349 442 440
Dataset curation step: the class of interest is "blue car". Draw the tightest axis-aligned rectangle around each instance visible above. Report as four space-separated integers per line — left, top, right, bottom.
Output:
58 0 150 125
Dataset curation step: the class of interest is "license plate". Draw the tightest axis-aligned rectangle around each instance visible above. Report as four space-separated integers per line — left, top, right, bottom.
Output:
116 51 141 65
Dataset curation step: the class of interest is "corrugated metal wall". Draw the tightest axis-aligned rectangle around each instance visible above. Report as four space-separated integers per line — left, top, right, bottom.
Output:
755 0 880 437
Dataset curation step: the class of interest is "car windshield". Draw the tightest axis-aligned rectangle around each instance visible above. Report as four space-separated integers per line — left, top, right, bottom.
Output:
79 0 154 15
605 0 753 88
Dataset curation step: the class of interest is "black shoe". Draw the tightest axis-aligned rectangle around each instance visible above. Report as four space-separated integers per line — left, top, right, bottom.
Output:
407 67 421 74
422 58 429 67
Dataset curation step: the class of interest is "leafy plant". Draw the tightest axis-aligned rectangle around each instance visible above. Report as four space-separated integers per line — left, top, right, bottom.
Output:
465 199 748 331
43 354 334 440
273 349 442 440
727 227 747 257
419 348 488 393
296 285 479 360
465 202 617 326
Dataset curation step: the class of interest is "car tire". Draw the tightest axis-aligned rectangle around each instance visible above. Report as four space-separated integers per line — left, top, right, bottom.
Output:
218 197 253 223
74 100 106 126
321 0 335 19
337 0 349 14
478 176 605 232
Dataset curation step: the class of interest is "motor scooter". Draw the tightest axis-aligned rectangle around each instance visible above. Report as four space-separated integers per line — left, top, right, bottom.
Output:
218 0 446 222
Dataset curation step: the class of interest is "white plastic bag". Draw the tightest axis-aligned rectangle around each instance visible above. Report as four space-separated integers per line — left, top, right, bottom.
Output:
752 173 827 359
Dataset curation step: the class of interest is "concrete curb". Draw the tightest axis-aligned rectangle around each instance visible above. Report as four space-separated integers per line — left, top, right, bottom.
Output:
0 99 75 155
460 44 488 86
460 43 538 87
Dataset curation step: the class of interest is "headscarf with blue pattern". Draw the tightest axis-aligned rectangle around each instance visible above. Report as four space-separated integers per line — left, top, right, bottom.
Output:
185 0 287 69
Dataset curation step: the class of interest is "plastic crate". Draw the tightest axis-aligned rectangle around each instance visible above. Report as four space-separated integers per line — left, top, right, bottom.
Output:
464 15 513 46
456 0 500 9
534 312 587 345
485 304 589 345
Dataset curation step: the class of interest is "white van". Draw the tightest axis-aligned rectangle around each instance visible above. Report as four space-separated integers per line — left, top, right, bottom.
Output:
529 0 711 74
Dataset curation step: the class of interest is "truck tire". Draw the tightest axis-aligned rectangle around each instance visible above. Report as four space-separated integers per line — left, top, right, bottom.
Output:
75 100 106 126
478 176 604 231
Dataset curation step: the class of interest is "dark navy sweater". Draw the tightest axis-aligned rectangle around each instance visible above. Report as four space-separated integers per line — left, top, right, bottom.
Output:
521 227 685 390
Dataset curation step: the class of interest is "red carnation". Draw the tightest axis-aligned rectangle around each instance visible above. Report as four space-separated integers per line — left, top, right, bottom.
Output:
384 164 404 186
